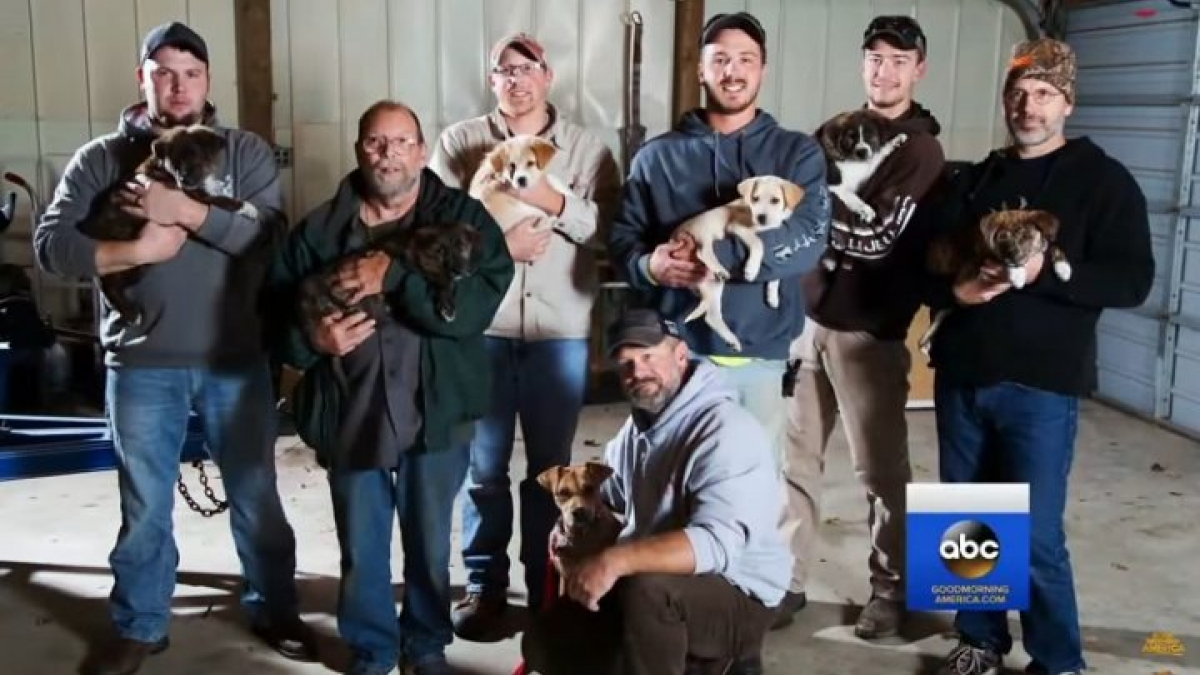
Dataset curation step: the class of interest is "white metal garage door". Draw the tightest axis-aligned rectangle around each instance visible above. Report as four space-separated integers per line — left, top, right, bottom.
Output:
1066 0 1200 436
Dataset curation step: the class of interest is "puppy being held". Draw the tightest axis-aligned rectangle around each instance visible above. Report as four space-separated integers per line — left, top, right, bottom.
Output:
81 124 256 331
815 109 909 271
469 134 571 233
919 202 1072 357
673 175 805 352
537 462 622 600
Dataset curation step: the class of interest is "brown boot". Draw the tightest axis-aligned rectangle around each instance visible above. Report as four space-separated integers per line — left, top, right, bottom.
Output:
80 637 169 675
853 596 905 639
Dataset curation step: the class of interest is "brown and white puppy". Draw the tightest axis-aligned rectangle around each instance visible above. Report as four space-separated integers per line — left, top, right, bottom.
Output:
675 176 805 352
537 462 622 595
919 204 1072 357
469 134 571 231
81 124 256 331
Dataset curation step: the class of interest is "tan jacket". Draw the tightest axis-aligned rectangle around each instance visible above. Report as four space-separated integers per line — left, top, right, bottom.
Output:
430 106 621 340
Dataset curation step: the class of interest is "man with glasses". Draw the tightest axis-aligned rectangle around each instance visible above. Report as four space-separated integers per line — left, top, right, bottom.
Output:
429 32 621 640
265 100 514 675
779 14 945 639
925 38 1152 675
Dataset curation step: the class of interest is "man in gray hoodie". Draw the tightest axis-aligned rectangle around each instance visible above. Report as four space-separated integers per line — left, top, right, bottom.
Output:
521 308 790 675
32 22 313 675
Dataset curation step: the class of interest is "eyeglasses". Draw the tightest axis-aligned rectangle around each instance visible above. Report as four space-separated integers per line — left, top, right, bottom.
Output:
360 134 421 156
1003 88 1064 106
491 62 544 79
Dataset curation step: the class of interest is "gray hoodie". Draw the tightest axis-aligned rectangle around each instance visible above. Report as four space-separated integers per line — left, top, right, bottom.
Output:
602 360 792 607
33 102 286 368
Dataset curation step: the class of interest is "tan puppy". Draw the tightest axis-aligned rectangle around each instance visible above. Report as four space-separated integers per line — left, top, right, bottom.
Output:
469 134 572 231
676 176 805 352
537 462 622 596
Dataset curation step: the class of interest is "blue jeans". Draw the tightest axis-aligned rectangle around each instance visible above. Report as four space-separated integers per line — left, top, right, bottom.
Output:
105 364 297 642
460 337 588 608
935 378 1085 674
704 357 788 464
329 444 470 670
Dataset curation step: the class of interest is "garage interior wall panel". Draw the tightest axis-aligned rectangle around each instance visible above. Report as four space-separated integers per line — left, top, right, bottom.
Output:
1066 0 1200 436
0 0 239 321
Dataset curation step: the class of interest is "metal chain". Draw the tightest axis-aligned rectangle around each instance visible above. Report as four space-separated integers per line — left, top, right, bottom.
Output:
176 459 229 517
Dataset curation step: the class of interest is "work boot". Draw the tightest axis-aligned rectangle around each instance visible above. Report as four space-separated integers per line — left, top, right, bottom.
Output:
853 595 904 639
936 641 1003 675
769 591 807 630
80 636 169 675
251 614 318 661
451 591 508 642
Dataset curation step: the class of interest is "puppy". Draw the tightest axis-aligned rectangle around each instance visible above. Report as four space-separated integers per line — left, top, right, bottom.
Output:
919 204 1072 357
537 462 622 597
80 125 256 330
815 110 909 271
674 176 805 352
469 135 571 231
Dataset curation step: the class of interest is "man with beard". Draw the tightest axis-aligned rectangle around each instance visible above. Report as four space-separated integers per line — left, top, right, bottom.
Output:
925 38 1153 675
608 12 830 469
33 22 316 675
520 308 789 675
428 33 622 638
781 15 946 638
264 100 513 675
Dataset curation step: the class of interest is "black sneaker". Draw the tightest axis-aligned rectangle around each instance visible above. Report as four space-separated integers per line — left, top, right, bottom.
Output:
769 591 807 630
936 641 1003 675
450 591 508 642
251 615 318 662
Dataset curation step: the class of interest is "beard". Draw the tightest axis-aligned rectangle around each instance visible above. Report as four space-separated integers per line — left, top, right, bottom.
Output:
153 108 204 129
363 163 419 200
623 373 682 416
1008 113 1065 149
703 78 759 116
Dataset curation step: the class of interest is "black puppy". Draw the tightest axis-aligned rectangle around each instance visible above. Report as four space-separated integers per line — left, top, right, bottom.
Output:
298 220 482 378
80 124 254 331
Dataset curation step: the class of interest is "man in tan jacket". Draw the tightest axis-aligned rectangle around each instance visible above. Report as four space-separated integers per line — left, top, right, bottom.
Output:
429 32 622 641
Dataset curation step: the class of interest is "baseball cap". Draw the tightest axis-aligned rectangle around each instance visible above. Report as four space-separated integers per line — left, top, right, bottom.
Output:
140 22 209 65
606 309 682 357
700 12 767 58
489 32 548 70
862 15 927 57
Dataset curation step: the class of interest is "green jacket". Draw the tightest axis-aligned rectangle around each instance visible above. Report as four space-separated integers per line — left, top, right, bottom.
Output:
264 168 514 461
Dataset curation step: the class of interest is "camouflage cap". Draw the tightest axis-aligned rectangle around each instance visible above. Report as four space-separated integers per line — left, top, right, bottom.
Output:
1005 37 1076 103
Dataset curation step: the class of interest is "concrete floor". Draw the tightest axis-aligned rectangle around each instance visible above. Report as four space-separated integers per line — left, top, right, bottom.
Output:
1 400 1198 675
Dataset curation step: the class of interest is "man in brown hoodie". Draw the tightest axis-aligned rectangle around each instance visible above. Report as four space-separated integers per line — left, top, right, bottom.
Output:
777 15 946 639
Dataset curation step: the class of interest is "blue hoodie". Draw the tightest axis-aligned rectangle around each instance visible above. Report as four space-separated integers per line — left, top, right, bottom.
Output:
609 109 830 359
601 360 792 607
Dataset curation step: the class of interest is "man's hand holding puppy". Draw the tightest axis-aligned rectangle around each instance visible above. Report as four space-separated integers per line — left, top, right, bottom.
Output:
505 215 553 262
121 179 210 231
648 236 709 287
953 253 1044 305
564 531 697 611
333 250 391 305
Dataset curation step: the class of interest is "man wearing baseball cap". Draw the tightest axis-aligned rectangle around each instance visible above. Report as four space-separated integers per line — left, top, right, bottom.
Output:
428 32 622 640
34 21 314 674
782 13 946 640
925 37 1153 675
521 308 789 675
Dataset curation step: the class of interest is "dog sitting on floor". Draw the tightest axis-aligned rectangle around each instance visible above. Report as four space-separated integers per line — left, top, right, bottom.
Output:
672 175 805 353
80 124 256 331
919 202 1072 357
814 109 909 271
469 134 572 231
537 462 622 598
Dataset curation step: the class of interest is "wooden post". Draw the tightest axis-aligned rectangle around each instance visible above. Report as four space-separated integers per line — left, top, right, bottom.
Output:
671 0 705 123
234 0 274 144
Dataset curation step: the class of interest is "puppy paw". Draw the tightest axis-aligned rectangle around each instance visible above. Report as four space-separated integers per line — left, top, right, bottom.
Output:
1008 266 1027 289
894 133 909 145
821 256 837 272
1054 260 1072 281
855 204 877 222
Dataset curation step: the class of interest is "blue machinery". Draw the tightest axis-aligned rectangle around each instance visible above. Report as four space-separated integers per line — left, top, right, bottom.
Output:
0 412 210 482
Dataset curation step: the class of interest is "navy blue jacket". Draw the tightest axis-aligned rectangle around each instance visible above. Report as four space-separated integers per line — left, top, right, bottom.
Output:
608 109 830 359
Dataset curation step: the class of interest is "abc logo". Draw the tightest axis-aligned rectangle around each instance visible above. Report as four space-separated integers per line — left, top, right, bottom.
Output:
939 520 1000 579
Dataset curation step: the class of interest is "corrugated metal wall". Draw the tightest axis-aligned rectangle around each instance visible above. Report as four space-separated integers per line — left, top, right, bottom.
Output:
1066 0 1200 436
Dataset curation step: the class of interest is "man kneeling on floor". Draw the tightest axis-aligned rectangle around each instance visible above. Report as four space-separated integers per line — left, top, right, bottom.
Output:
521 308 791 675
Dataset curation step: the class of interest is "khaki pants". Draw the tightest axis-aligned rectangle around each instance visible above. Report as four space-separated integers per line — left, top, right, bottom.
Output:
781 319 912 599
